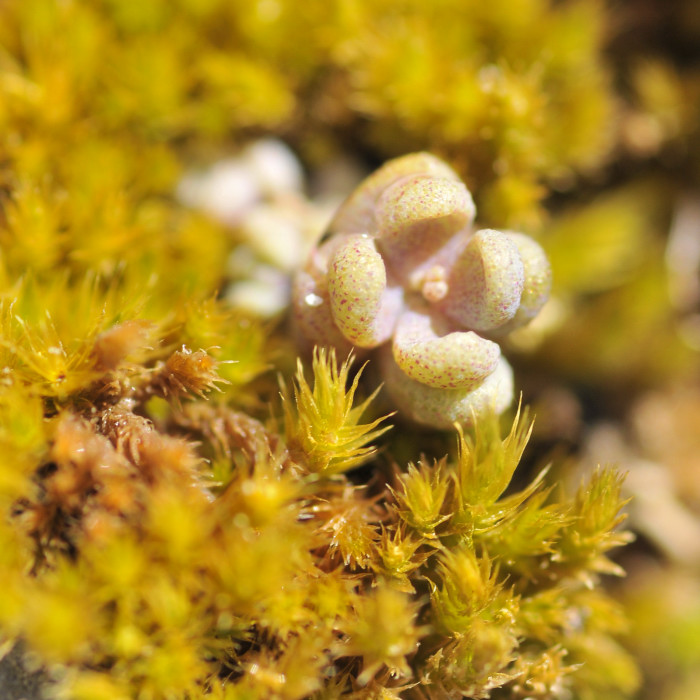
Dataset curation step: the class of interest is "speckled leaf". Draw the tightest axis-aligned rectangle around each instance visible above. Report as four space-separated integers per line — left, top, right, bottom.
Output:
328 234 402 347
292 240 356 354
498 232 552 330
375 175 475 278
328 152 462 235
380 347 514 430
392 308 500 390
442 229 525 331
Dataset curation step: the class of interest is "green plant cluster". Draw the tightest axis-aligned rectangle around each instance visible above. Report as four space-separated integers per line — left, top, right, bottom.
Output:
0 0 615 235
511 0 700 395
0 0 650 697
0 343 637 698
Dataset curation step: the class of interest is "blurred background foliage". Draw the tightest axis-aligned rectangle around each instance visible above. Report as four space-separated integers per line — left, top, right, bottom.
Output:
0 0 699 698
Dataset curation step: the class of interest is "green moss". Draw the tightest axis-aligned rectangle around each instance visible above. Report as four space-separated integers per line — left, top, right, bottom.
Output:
0 1 648 697
0 338 638 697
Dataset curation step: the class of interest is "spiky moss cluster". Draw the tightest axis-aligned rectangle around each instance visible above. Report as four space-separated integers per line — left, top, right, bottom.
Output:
0 0 615 230
0 1 638 695
0 344 637 698
293 153 551 429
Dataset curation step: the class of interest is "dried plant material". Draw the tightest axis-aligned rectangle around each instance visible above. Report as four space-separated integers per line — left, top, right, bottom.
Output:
174 402 282 466
97 400 156 464
91 320 154 371
147 347 226 404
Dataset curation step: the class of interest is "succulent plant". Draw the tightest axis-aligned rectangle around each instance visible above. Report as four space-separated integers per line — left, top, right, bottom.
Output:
293 153 552 428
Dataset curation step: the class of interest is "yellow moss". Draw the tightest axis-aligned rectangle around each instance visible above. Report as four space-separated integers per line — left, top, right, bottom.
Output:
283 348 393 476
0 2 646 695
347 585 424 685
